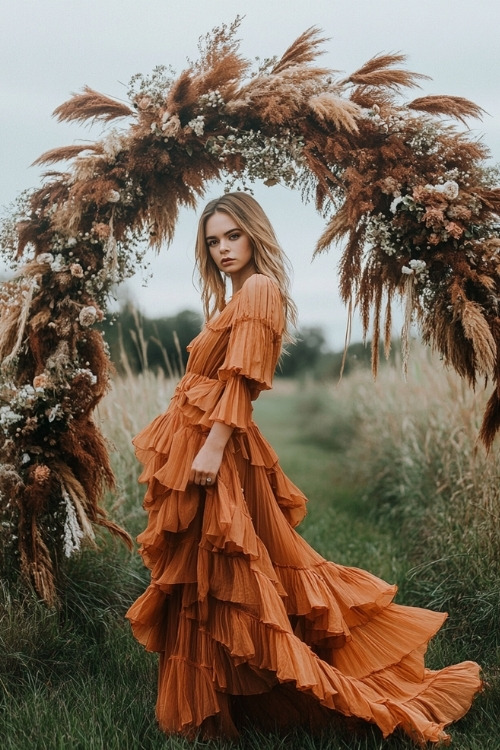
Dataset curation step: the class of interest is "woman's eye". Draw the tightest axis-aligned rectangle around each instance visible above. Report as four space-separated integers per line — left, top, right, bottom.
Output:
229 233 240 240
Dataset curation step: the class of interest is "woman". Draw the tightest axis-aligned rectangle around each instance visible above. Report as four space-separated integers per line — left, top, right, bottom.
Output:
126 192 481 743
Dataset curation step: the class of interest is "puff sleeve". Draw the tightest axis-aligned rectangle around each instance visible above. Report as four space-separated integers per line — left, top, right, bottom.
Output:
209 274 284 428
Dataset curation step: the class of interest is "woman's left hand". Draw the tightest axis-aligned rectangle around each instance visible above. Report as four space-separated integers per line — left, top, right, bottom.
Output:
189 443 223 486
189 420 234 486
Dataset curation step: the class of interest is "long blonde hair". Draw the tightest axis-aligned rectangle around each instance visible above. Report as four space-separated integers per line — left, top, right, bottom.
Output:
194 192 297 340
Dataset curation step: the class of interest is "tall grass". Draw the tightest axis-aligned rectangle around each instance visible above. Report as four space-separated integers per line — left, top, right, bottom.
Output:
1 354 498 748
96 368 176 533
296 344 500 667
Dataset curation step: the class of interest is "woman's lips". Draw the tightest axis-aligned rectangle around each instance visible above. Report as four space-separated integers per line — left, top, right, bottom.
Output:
221 258 234 266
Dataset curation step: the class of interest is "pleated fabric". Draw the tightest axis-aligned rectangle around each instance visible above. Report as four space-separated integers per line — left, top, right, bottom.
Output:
126 273 481 744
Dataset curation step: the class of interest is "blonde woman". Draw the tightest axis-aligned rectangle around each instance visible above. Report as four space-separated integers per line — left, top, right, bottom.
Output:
126 192 481 743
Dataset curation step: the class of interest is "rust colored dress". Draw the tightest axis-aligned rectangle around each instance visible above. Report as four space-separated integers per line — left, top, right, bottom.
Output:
126 273 481 743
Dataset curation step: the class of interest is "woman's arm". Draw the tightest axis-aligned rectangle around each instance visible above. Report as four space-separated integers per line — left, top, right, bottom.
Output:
189 421 233 485
189 277 283 486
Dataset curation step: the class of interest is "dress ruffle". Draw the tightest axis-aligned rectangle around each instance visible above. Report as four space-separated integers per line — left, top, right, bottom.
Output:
126 274 481 743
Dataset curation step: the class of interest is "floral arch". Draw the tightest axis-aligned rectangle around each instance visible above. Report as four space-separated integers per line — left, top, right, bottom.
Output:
1 21 499 605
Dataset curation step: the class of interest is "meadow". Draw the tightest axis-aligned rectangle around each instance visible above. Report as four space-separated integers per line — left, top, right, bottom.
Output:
1 343 499 749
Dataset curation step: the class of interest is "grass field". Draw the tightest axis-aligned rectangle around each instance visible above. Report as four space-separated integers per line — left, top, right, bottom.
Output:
1 349 499 749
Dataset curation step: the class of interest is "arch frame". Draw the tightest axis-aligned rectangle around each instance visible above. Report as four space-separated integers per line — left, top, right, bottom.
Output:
1 21 499 604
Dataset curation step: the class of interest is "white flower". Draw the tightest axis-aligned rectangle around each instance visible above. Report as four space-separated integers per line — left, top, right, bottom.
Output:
74 368 97 385
0 406 22 427
50 254 66 272
427 180 460 201
187 115 205 136
202 89 224 108
409 259 427 275
390 196 403 213
66 237 78 248
62 487 83 557
107 190 121 203
402 259 427 277
101 130 125 160
37 253 54 265
18 385 35 399
365 213 397 256
79 306 97 327
47 404 62 423
434 180 459 200
22 453 31 464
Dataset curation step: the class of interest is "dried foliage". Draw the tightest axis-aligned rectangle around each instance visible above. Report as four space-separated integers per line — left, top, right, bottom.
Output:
1 19 499 604
53 85 134 125
408 94 485 124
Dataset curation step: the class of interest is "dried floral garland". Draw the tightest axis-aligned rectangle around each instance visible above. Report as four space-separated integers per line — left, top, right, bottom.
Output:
1 20 499 605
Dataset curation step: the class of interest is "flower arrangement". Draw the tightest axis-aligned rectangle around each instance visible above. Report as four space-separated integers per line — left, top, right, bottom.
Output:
1 18 499 604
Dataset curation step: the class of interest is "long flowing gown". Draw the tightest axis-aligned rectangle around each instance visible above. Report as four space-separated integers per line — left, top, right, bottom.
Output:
126 273 481 743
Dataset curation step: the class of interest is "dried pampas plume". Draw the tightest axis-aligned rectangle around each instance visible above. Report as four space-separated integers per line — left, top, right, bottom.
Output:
53 85 134 125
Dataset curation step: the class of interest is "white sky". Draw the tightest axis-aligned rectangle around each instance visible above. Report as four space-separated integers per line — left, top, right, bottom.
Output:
2 0 500 348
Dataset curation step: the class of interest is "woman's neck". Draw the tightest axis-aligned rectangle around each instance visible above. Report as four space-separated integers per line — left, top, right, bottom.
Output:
229 266 257 295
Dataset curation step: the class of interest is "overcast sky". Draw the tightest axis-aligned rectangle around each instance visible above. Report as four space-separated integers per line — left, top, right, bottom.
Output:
2 0 500 349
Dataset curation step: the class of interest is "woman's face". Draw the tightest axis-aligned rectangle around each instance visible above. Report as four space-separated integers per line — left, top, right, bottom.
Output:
205 211 256 290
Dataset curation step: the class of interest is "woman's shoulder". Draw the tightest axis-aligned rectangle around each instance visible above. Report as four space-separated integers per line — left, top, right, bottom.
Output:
240 273 280 298
236 273 283 327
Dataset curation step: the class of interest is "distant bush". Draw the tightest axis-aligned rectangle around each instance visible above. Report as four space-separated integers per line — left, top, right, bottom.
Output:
279 326 328 377
100 305 203 375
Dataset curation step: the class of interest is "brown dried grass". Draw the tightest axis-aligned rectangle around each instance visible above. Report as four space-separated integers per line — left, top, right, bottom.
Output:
408 95 485 124
53 85 134 125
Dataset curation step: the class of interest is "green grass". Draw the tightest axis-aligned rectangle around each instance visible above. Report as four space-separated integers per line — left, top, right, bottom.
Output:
254 388 403 583
1 366 498 749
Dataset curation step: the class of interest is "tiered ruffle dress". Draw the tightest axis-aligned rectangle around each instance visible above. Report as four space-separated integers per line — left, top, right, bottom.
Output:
126 273 481 744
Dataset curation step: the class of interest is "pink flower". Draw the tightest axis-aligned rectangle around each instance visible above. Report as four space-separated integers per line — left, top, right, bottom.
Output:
70 263 84 278
33 373 49 390
423 207 445 228
380 177 400 195
412 185 433 204
137 96 151 110
447 205 471 221
92 223 111 239
34 465 51 484
446 222 464 239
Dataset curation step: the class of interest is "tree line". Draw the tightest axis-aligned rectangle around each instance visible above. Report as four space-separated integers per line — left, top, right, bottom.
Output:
100 304 381 380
